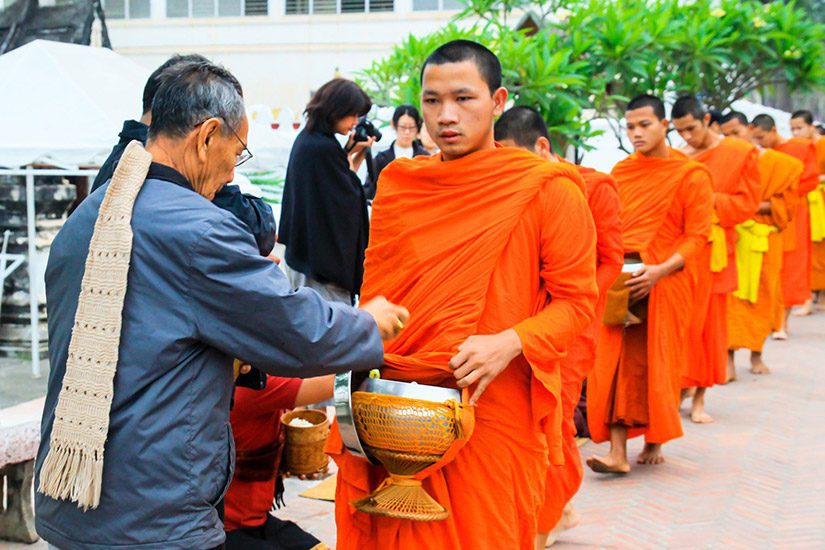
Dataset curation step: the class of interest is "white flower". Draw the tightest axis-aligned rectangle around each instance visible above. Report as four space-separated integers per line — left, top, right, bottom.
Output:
556 8 574 23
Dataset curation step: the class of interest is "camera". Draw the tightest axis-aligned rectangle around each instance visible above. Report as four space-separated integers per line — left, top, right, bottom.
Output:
352 116 382 143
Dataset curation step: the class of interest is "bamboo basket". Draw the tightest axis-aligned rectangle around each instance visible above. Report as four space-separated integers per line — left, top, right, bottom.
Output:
281 409 330 475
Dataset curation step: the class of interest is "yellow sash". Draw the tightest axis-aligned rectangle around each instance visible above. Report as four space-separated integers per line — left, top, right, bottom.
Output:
709 212 727 273
733 220 777 303
809 183 825 242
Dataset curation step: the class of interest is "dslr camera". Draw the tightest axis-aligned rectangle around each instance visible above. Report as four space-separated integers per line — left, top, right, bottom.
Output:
352 116 382 143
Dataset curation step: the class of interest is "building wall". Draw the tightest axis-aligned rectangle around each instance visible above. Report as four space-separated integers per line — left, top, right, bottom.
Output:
105 2 459 112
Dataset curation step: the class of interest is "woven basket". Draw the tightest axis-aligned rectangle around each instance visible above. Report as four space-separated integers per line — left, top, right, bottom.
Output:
350 392 464 521
281 409 330 475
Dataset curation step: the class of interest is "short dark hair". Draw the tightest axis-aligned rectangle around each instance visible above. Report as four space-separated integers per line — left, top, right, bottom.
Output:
751 114 776 131
392 104 422 130
420 40 502 95
709 109 723 126
493 106 550 149
304 79 372 134
626 94 666 120
142 54 209 115
791 110 814 125
148 60 244 140
671 94 706 121
720 111 748 126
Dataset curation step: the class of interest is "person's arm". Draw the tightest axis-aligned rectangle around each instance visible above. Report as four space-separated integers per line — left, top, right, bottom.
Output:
294 375 334 407
714 148 761 228
626 169 713 300
212 185 277 257
450 177 598 404
188 213 407 378
769 162 803 230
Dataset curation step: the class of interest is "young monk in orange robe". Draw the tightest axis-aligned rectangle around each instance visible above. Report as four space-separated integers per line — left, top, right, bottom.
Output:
586 95 713 474
326 40 599 550
494 106 623 549
790 110 825 304
751 114 820 335
721 110 802 376
671 96 759 419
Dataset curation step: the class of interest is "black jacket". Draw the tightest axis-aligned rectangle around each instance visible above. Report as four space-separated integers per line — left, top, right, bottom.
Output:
363 140 430 200
278 130 369 295
90 119 276 256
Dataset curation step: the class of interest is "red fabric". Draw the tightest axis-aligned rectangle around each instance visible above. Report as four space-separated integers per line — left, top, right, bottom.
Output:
327 145 598 549
224 377 301 531
775 138 819 306
538 164 623 532
588 150 713 445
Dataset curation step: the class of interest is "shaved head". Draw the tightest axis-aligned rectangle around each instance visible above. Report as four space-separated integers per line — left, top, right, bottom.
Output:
494 106 550 150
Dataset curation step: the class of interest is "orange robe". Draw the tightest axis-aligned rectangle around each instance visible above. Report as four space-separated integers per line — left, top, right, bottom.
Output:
728 150 801 351
537 165 623 533
327 146 598 549
588 150 712 445
683 138 760 388
775 138 819 306
811 138 825 291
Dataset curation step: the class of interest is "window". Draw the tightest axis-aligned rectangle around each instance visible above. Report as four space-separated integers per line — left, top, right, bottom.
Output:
102 0 150 18
285 0 394 14
413 0 460 10
167 0 268 17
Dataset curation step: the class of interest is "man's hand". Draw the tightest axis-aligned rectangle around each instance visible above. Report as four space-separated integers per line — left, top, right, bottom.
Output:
625 264 666 301
361 296 410 340
449 329 523 405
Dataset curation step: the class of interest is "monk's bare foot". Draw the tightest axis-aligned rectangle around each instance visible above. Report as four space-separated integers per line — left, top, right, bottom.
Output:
750 359 770 375
771 329 787 341
725 353 736 384
561 503 580 531
792 299 814 316
535 531 554 549
637 443 665 465
586 454 630 474
690 409 714 423
680 387 695 407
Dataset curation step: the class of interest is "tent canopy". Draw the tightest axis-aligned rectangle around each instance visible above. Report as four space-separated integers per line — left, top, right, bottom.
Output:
0 39 148 168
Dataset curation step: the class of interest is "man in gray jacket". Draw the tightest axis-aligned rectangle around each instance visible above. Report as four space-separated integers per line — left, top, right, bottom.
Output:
35 59 406 549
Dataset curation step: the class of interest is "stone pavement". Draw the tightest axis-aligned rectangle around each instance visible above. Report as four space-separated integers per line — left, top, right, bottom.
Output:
3 312 823 549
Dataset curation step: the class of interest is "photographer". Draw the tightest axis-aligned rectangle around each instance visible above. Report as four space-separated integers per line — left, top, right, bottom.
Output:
364 104 430 200
279 79 376 304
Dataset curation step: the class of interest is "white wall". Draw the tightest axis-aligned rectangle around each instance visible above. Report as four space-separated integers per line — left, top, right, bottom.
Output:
106 11 457 111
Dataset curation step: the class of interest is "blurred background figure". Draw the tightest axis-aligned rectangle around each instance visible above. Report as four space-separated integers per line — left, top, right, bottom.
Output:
278 79 374 304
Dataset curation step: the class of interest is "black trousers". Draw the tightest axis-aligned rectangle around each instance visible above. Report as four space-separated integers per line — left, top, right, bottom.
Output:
225 514 322 550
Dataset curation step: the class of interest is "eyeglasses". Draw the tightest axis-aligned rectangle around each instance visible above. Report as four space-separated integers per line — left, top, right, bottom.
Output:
194 118 254 167
396 124 419 133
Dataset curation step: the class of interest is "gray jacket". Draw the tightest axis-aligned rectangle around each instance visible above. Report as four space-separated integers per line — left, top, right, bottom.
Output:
35 163 383 549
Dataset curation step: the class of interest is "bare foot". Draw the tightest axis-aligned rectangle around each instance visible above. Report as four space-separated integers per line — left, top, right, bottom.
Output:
725 356 736 384
792 299 814 316
535 531 555 549
637 443 665 465
561 503 580 531
680 387 696 407
690 409 714 423
750 360 770 375
771 329 787 341
586 454 630 474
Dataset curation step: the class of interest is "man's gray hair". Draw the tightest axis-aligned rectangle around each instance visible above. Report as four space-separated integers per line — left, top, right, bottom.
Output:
148 60 245 140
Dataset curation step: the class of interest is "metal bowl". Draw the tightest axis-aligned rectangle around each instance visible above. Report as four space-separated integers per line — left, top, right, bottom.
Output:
334 371 461 464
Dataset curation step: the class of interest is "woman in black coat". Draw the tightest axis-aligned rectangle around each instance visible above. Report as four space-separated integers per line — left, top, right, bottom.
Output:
278 79 375 304
364 104 430 200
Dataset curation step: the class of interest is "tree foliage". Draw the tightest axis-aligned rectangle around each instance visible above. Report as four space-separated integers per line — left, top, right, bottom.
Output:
357 0 825 151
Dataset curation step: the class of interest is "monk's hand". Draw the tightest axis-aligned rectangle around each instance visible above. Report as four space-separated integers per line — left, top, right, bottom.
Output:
450 329 523 405
361 296 410 340
625 264 665 300
233 359 252 381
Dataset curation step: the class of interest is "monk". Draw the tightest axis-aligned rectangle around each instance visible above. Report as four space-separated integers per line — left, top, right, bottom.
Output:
326 40 599 549
586 94 713 474
750 114 820 336
494 106 623 549
671 96 759 413
790 109 825 310
720 111 802 377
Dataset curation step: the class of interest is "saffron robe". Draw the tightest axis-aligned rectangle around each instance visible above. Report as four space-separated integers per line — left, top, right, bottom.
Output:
811 138 825 291
327 146 598 550
538 165 623 533
683 138 760 388
588 150 713 445
774 138 819 306
728 150 802 351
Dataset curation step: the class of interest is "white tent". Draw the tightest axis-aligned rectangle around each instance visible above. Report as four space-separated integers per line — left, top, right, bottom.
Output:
0 39 149 168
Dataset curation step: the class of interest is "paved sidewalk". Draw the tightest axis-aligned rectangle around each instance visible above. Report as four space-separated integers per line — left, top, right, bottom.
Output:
5 312 823 548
